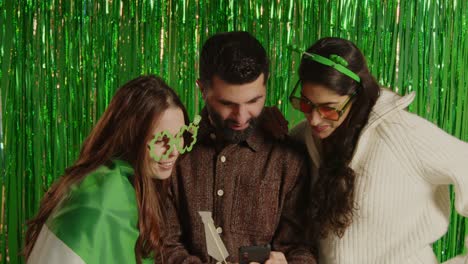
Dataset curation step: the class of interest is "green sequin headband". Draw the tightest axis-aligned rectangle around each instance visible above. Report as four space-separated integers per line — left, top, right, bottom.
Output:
290 46 361 83
148 115 202 162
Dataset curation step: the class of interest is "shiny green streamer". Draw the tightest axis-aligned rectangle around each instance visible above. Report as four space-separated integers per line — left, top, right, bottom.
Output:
0 1 467 263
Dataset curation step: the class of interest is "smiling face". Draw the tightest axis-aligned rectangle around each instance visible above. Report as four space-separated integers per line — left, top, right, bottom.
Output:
200 74 266 142
148 107 186 179
301 82 353 139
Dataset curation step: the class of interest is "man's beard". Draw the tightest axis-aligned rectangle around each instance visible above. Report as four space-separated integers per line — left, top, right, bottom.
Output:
206 104 261 144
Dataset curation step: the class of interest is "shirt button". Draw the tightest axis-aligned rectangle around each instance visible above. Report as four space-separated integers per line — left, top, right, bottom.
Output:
217 189 224 196
210 133 216 140
220 156 226 162
216 227 223 234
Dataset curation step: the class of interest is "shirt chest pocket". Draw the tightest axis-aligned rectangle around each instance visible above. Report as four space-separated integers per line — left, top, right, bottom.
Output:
230 180 281 237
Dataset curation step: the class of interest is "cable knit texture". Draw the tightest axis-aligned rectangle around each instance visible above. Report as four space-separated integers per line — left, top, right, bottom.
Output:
290 88 468 264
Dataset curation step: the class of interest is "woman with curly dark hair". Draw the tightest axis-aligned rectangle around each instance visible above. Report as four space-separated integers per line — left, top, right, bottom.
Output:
290 37 468 263
24 75 200 264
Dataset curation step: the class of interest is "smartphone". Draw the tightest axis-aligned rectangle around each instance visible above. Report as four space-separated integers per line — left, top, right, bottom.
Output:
238 245 271 264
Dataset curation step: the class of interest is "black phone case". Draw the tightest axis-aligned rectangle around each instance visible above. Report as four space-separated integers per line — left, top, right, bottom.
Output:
238 245 271 264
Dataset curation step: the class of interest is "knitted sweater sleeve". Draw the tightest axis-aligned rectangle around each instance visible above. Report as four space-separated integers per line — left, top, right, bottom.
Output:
402 111 468 214
401 110 468 263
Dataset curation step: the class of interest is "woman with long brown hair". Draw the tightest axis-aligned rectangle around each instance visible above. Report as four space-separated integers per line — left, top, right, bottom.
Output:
23 75 200 264
290 37 468 263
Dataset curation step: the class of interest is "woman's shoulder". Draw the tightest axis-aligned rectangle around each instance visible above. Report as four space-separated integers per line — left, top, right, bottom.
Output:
362 88 416 134
58 160 137 214
369 105 450 156
44 160 140 264
375 106 432 132
84 160 134 188
47 160 138 237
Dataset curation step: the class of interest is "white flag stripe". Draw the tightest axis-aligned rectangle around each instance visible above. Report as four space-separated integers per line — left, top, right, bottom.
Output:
199 211 229 263
27 225 86 264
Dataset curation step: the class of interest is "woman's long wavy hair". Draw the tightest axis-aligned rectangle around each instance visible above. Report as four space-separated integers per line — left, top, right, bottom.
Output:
299 38 380 240
23 75 188 263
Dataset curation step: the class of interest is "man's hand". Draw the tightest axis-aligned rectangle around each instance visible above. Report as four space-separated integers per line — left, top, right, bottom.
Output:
249 251 287 264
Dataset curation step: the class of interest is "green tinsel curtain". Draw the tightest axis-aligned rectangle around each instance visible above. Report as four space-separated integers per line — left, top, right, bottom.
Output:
0 0 467 263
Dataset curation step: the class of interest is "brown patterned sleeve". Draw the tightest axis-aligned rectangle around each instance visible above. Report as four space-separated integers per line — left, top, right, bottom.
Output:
271 154 318 264
162 176 203 264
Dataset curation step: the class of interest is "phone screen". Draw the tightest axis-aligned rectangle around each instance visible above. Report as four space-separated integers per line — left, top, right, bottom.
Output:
238 245 271 264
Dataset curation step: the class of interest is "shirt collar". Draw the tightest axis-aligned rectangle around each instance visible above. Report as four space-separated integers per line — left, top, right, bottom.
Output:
198 107 262 152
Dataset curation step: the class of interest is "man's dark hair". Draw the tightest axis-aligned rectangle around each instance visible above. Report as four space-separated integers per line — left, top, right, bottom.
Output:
199 31 269 86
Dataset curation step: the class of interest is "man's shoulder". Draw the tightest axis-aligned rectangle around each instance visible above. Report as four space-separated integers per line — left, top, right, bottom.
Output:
257 107 307 154
290 120 309 140
270 135 308 161
258 106 289 140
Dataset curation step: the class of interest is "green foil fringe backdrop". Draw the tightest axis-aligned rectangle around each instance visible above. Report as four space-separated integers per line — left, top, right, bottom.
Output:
0 0 467 263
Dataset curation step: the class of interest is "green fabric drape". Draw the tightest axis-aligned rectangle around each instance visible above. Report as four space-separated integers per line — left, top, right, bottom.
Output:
0 1 467 263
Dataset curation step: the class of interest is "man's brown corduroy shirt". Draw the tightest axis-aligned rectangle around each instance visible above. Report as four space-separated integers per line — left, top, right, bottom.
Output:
163 108 316 263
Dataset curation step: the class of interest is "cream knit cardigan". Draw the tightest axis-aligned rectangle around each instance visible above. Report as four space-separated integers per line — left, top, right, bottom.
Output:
291 89 468 264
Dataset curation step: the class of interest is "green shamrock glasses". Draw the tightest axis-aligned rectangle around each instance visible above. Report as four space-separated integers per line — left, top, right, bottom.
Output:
148 115 202 162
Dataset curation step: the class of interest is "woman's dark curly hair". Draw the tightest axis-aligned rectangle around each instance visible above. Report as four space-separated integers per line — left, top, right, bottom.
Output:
299 37 380 240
